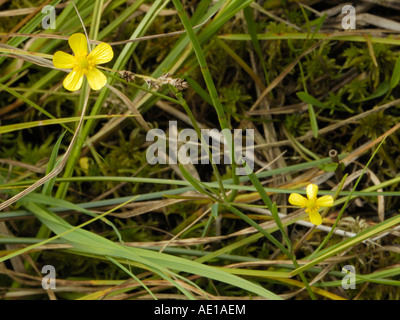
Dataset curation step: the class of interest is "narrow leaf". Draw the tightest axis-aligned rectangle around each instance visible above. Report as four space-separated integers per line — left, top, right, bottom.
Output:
297 91 326 109
390 55 400 89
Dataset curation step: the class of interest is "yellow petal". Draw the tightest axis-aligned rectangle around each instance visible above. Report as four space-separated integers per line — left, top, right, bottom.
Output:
308 209 322 225
53 51 75 69
316 195 334 208
86 67 107 90
88 42 114 65
288 193 308 207
63 69 84 91
69 33 88 56
79 157 90 175
306 184 318 201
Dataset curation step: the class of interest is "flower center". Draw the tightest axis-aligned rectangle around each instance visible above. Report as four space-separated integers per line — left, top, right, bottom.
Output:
75 54 95 74
306 199 319 212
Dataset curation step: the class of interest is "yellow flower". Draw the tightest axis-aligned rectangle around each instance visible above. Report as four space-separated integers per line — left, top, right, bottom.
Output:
288 184 333 225
53 33 113 91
